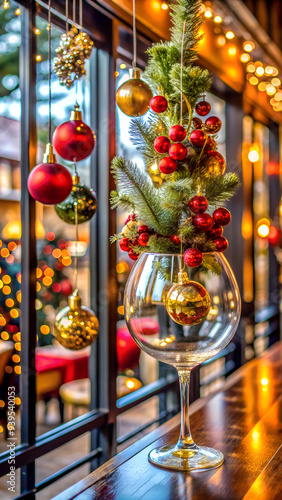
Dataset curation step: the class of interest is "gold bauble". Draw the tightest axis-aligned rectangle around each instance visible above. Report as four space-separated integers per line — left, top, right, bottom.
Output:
54 290 99 350
205 150 226 176
166 272 211 326
116 68 152 117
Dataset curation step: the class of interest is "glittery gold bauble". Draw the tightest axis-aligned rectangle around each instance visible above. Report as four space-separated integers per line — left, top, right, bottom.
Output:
54 290 99 350
55 175 97 225
165 272 211 326
205 150 226 176
116 68 152 117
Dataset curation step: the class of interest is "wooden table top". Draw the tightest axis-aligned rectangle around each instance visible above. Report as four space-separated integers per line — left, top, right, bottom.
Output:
54 343 282 500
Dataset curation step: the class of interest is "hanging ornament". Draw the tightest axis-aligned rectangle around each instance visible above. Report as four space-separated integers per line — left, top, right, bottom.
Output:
213 236 228 252
55 173 97 224
213 207 231 226
205 150 226 176
159 157 177 174
192 117 203 129
150 95 168 113
54 289 99 350
119 238 130 252
190 130 206 148
169 143 187 161
128 249 139 260
195 101 211 116
28 144 73 205
124 213 136 224
138 233 150 246
169 125 186 142
204 116 222 134
192 213 213 232
188 195 208 214
207 223 223 238
183 248 203 267
53 0 94 88
53 104 95 161
138 224 149 233
154 136 171 153
166 271 211 326
116 68 152 117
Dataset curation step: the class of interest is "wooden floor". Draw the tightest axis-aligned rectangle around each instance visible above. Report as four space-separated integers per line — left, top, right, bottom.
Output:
53 343 282 500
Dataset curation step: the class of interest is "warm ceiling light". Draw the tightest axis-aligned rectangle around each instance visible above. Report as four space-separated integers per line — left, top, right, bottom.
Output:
266 85 276 95
248 149 259 162
120 63 126 69
226 31 235 39
271 77 281 87
243 41 255 52
274 92 282 102
255 66 264 76
241 53 250 63
214 15 222 23
34 28 41 35
217 35 226 47
258 82 267 91
15 8 21 15
161 2 169 10
249 76 259 85
204 9 212 18
246 63 255 73
228 47 237 56
35 55 42 62
3 1 10 9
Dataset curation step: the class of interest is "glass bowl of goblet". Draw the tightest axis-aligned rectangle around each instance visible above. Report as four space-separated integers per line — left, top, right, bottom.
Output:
124 252 241 471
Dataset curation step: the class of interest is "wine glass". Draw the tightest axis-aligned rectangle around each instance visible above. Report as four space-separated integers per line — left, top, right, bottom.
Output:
124 252 241 471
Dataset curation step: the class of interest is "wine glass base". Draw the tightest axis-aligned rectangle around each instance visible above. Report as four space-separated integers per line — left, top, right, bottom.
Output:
148 443 224 471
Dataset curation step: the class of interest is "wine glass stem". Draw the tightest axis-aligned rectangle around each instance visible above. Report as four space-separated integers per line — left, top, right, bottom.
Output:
177 368 194 448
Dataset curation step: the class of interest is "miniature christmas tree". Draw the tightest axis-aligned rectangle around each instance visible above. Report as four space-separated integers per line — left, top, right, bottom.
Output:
111 0 239 275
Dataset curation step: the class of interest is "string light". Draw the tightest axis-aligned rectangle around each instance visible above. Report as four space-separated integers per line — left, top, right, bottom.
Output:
228 47 237 56
271 78 281 87
217 35 226 47
241 53 250 63
204 8 212 18
35 55 42 62
161 1 169 10
265 66 274 75
243 41 255 52
247 63 256 73
120 63 126 69
214 15 222 23
3 1 10 9
266 84 276 96
15 8 21 15
248 148 259 162
274 92 282 101
249 76 259 85
255 66 264 76
34 28 41 35
258 82 267 92
226 31 235 40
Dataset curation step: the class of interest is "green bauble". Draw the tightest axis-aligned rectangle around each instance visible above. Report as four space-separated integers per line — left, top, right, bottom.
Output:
55 180 97 224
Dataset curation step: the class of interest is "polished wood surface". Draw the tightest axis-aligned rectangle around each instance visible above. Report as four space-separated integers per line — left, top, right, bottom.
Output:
54 343 282 500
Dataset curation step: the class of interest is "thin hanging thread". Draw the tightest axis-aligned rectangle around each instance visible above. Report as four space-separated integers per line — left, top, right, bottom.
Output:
74 203 78 291
79 0 83 32
65 0 69 32
180 21 186 126
73 0 76 25
132 0 137 68
48 0 52 144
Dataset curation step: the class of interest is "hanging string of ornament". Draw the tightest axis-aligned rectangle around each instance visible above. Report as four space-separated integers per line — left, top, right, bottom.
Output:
54 199 99 350
27 0 73 205
53 0 94 88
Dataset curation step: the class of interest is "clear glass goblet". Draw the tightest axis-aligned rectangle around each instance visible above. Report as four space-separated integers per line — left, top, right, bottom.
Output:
124 252 241 471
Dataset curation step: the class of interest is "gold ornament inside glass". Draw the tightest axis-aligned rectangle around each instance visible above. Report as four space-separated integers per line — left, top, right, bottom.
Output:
116 68 152 117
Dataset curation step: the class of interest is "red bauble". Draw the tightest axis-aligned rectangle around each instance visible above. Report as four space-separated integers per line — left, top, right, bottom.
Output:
28 163 73 205
205 116 222 134
192 213 213 232
192 117 203 129
119 238 130 252
213 207 231 226
214 236 228 252
53 108 95 161
138 233 150 246
207 223 223 238
169 143 187 161
154 136 171 153
150 95 168 113
172 235 180 244
138 225 149 233
128 249 139 260
268 226 281 246
60 279 73 297
195 101 211 116
183 248 203 267
159 157 177 174
124 213 136 224
190 130 206 148
188 195 208 214
169 125 186 142
117 327 140 371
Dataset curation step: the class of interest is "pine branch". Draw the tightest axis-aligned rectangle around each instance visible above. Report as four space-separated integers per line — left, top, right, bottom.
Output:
110 190 135 211
203 173 240 205
200 254 222 275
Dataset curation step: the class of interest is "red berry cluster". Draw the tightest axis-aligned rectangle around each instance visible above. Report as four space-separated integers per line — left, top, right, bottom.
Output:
154 125 188 175
119 216 152 261
189 100 222 149
183 197 231 268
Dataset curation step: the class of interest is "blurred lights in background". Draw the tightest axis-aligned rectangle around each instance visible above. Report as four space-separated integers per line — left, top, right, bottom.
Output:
248 147 260 162
257 218 270 238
